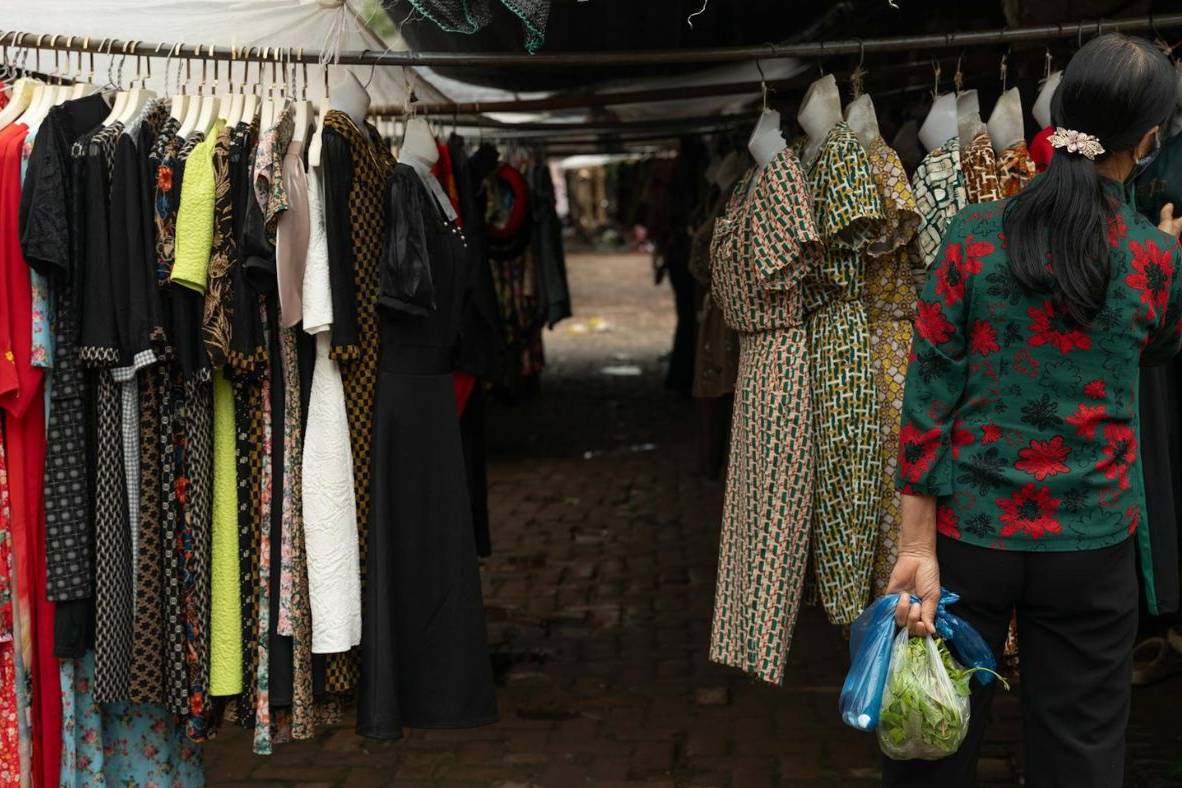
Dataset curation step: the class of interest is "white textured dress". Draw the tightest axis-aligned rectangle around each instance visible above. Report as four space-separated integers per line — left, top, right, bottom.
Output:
300 162 363 654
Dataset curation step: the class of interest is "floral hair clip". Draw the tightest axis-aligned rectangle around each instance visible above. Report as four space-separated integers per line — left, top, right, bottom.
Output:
1047 127 1106 160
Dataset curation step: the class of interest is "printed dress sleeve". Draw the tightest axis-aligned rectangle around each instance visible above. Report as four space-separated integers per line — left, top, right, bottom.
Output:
811 127 883 251
749 150 822 291
1141 236 1182 366
896 212 971 496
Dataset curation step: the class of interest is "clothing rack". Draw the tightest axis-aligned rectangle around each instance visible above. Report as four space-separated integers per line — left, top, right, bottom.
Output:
2 13 1181 70
372 50 1044 117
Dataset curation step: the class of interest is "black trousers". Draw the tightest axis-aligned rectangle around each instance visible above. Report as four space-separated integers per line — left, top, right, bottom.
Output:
882 535 1138 788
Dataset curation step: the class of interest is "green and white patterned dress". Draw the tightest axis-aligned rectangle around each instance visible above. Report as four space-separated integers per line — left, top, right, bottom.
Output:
802 122 885 626
708 147 822 685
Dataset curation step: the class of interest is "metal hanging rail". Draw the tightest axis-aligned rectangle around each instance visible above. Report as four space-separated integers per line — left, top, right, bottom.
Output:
2 14 1181 69
373 50 1034 116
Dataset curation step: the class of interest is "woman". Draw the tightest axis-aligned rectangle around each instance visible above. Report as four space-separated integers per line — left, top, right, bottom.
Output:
886 33 1182 787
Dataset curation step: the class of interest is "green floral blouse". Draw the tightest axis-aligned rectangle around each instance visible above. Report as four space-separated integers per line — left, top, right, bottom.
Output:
896 183 1182 551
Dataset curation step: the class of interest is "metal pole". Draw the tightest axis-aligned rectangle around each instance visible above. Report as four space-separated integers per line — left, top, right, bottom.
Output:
2 14 1180 69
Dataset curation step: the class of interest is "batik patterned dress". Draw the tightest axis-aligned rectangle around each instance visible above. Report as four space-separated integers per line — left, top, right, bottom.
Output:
996 141 1038 198
910 137 967 271
960 131 1003 205
803 122 884 626
708 147 822 685
862 137 921 597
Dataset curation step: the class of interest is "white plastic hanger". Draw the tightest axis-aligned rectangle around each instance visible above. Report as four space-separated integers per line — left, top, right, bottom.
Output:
1032 50 1060 130
190 47 218 138
178 46 207 139
290 50 313 145
259 47 277 131
16 35 53 128
223 47 245 128
116 42 157 125
70 39 100 99
0 37 38 130
165 44 188 123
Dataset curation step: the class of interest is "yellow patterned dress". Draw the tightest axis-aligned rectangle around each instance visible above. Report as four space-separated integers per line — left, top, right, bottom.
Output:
708 148 823 685
802 122 884 626
862 138 921 597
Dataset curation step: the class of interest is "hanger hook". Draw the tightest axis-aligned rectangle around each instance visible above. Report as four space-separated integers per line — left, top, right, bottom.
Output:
1000 48 1009 91
754 58 770 112
931 57 942 100
300 48 308 101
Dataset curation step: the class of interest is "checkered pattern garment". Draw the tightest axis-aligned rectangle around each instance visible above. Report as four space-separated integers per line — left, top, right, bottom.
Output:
321 111 396 692
708 147 822 685
802 122 885 627
862 137 921 598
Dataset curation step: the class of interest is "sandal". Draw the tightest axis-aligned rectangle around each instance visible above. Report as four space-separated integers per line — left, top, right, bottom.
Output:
1132 636 1182 687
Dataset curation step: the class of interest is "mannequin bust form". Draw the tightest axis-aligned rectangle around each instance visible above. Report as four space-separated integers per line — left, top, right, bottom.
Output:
798 74 842 165
329 68 370 127
844 93 881 148
957 89 986 144
747 109 786 169
919 92 959 152
401 117 439 168
1032 71 1062 129
987 87 1025 152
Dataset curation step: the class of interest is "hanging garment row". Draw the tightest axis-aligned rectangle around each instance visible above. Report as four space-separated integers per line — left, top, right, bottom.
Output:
0 56 578 786
703 70 1050 685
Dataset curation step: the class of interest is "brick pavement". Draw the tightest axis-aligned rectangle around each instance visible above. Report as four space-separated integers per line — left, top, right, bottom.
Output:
205 253 1182 786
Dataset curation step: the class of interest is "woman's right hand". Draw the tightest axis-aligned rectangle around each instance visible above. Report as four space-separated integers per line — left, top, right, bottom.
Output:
886 550 941 637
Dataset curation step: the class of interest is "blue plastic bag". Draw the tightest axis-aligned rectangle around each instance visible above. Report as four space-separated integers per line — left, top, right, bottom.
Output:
839 587 997 731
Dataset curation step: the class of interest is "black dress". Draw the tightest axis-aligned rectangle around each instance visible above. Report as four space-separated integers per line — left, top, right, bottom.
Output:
357 164 498 738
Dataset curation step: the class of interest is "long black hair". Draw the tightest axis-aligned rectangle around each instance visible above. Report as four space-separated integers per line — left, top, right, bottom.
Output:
1002 34 1175 325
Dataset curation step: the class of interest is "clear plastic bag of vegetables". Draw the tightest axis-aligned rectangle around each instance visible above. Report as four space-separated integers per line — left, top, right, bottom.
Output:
877 630 976 761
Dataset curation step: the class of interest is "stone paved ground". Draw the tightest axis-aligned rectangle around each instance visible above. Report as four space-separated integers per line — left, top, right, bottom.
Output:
206 253 1182 787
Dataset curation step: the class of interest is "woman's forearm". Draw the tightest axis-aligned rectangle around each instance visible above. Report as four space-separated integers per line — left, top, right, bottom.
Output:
899 493 937 555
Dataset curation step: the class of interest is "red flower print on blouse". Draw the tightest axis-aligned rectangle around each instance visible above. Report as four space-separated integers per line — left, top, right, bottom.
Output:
898 423 942 483
1107 213 1128 247
935 235 993 306
1125 506 1141 535
1083 379 1106 399
997 483 1062 539
1097 423 1136 491
1027 300 1092 353
915 300 955 345
937 506 961 539
981 423 1002 444
952 421 975 459
970 320 1000 355
1015 436 1071 480
1126 239 1173 318
1012 348 1040 378
1066 403 1107 439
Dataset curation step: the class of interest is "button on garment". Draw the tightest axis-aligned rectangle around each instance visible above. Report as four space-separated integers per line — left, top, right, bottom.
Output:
707 147 822 685
802 121 884 627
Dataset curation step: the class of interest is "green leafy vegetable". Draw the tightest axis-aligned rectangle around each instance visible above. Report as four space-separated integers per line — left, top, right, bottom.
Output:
877 634 1006 761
